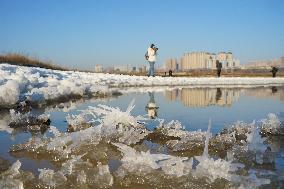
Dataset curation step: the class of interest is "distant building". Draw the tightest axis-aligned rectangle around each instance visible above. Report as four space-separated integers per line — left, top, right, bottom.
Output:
114 64 133 72
180 51 240 70
181 52 212 70
141 65 147 73
94 64 103 72
134 65 147 73
165 58 178 71
217 52 239 68
104 66 114 73
244 57 284 69
281 57 284 64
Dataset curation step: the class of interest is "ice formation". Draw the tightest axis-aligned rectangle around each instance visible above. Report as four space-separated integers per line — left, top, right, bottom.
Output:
260 113 283 135
8 109 51 134
38 168 67 188
246 127 267 153
0 80 20 108
193 119 244 183
113 142 193 177
0 112 14 134
155 120 206 151
37 153 114 188
66 114 86 126
194 155 243 182
81 100 150 145
4 100 284 188
10 100 150 161
0 160 24 189
66 114 91 132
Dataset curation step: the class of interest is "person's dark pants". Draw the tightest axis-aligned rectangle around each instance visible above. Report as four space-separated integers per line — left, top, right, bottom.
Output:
272 73 276 77
217 70 221 77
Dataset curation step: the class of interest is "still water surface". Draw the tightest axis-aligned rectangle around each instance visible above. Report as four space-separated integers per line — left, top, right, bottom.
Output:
0 86 284 188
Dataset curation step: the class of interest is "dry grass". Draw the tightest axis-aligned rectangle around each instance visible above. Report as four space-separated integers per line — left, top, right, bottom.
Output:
0 53 68 71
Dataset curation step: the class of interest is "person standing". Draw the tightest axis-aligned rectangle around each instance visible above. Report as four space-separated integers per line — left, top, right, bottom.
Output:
271 66 278 77
169 69 173 77
145 44 158 77
216 60 222 77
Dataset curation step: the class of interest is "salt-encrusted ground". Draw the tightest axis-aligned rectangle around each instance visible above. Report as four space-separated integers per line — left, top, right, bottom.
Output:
1 63 284 108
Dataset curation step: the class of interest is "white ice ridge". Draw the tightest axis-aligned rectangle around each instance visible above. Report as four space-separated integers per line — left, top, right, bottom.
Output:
1 63 284 107
38 155 114 188
11 100 149 159
113 142 247 184
7 102 282 188
113 142 193 177
0 160 24 189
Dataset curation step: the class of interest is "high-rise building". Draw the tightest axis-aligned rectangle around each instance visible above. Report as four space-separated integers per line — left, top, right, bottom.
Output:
180 52 214 70
114 64 133 72
94 64 103 72
280 57 284 64
141 65 147 73
180 51 240 70
165 58 178 71
217 52 239 68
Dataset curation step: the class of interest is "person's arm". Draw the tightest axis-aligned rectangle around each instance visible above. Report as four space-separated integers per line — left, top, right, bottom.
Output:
145 52 149 60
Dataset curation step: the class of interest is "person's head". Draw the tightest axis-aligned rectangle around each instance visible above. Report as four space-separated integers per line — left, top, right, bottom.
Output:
150 44 155 48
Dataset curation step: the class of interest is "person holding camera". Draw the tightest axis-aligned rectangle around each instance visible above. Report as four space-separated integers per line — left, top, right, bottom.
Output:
145 44 158 77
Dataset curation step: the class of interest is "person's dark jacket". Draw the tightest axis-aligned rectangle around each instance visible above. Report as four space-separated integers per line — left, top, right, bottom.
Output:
271 67 278 74
216 61 222 70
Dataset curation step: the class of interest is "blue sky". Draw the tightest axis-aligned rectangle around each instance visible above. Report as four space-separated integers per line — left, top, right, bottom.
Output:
0 0 283 69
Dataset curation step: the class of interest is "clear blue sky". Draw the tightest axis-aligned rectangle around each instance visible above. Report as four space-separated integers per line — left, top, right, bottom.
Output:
0 0 283 69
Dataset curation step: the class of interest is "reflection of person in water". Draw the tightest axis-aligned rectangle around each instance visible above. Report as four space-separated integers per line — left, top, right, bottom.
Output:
215 88 222 102
271 86 278 94
263 146 275 164
145 92 159 119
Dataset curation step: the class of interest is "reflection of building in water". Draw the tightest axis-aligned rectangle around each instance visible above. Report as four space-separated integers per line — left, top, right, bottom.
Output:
243 87 284 101
176 88 240 107
164 88 240 107
165 89 179 101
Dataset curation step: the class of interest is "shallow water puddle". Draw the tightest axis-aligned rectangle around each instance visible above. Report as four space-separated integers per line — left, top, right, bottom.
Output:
1 86 284 188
